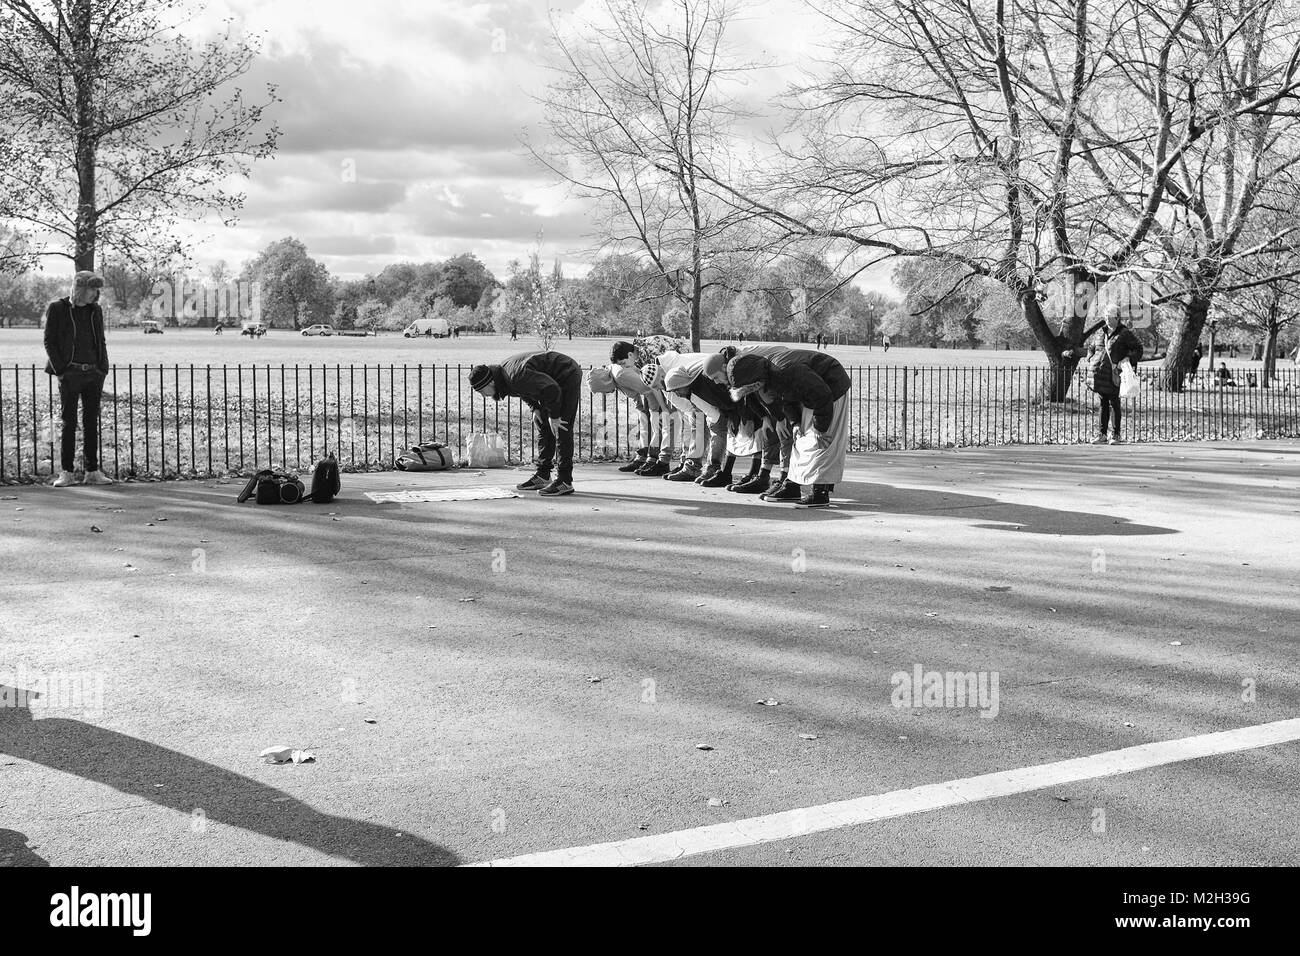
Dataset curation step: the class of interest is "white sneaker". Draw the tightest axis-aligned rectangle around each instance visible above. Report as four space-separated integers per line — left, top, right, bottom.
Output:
83 470 114 485
52 470 77 487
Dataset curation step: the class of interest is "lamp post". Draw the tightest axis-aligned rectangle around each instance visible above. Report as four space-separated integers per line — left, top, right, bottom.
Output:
866 303 875 350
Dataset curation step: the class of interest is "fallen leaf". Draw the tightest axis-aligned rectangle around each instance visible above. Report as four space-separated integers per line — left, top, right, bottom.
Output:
290 750 316 764
458 597 477 603
706 797 727 807
1123 722 1134 728
924 612 938 617
586 676 602 684
1168 640 1183 647
799 733 819 741
818 624 831 629
90 525 102 533
695 744 714 751
260 745 294 764
756 698 781 706
1054 795 1070 803
363 718 377 724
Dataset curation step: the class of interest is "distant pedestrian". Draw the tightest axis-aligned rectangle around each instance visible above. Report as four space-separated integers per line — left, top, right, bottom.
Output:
214 325 223 336
882 335 891 353
44 271 113 487
1063 308 1143 445
738 332 746 344
469 351 582 496
814 332 823 350
1216 362 1237 387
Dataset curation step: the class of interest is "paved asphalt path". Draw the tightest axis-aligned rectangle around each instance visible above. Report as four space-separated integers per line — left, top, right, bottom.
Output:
1 441 1297 867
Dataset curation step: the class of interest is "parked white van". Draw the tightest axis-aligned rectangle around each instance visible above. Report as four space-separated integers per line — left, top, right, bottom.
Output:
403 318 451 338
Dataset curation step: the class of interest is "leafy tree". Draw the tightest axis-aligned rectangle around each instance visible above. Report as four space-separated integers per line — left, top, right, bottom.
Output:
0 0 278 271
239 237 332 329
431 253 495 307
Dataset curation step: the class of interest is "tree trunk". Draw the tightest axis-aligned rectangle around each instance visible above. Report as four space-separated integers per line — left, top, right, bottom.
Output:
1158 293 1213 392
1262 308 1280 387
72 0 97 272
1019 291 1076 402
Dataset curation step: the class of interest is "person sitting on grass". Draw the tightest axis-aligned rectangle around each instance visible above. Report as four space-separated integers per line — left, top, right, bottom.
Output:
1216 363 1238 387
468 351 582 497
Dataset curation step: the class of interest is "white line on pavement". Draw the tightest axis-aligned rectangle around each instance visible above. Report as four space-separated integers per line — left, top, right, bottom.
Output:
471 718 1300 867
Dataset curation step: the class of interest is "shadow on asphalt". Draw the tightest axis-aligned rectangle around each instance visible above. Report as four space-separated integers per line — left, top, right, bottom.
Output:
0 828 48 866
576 482 1177 536
0 688 459 867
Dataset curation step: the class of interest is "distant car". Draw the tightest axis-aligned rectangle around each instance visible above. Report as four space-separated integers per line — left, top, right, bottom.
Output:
301 324 335 336
141 321 163 334
241 321 267 337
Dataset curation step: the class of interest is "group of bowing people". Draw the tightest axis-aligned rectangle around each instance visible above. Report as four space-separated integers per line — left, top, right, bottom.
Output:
468 335 853 508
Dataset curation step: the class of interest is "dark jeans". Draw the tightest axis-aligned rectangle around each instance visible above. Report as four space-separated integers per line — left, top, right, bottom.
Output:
58 368 105 471
1098 393 1121 437
533 370 582 484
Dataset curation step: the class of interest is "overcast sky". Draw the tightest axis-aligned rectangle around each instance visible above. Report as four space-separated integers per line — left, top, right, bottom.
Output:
185 0 839 286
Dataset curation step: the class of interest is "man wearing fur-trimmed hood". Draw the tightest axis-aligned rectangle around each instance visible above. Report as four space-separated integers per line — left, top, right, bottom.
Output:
727 348 851 508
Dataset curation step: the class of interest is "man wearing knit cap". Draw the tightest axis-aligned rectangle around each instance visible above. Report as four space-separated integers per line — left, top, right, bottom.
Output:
718 344 795 496
468 351 583 496
43 271 113 487
727 348 852 508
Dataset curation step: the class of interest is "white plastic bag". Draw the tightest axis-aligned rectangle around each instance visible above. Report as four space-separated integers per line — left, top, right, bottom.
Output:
1119 364 1139 399
467 431 507 468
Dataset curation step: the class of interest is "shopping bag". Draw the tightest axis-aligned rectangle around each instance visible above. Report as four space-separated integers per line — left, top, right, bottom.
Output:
467 431 508 468
1119 364 1139 399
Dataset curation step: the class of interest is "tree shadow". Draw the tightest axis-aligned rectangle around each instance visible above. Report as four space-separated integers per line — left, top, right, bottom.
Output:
0 688 459 867
0 828 48 867
578 480 1177 536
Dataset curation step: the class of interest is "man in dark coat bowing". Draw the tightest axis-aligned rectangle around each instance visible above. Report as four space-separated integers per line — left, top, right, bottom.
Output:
469 351 583 496
726 348 852 508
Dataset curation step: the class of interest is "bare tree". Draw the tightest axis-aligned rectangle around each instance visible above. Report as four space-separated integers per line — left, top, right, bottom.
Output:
688 0 1300 397
0 0 279 272
532 0 764 350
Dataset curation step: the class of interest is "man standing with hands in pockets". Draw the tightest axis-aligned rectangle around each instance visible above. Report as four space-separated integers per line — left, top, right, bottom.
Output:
44 271 114 487
469 351 583 496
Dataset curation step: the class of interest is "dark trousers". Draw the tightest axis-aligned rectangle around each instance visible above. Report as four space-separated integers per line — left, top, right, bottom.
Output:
1098 393 1121 436
58 368 105 471
534 371 582 483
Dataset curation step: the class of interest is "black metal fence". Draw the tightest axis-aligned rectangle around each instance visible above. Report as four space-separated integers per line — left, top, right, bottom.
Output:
3 363 1298 482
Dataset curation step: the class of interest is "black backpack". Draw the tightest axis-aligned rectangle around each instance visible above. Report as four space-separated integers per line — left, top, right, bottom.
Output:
310 454 341 503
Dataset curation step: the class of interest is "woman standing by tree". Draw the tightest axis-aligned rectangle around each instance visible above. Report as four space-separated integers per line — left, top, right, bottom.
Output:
1064 310 1144 445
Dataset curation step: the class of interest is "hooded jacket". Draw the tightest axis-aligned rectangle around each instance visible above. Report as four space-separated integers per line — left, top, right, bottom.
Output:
490 351 583 419
43 297 110 376
728 348 850 432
